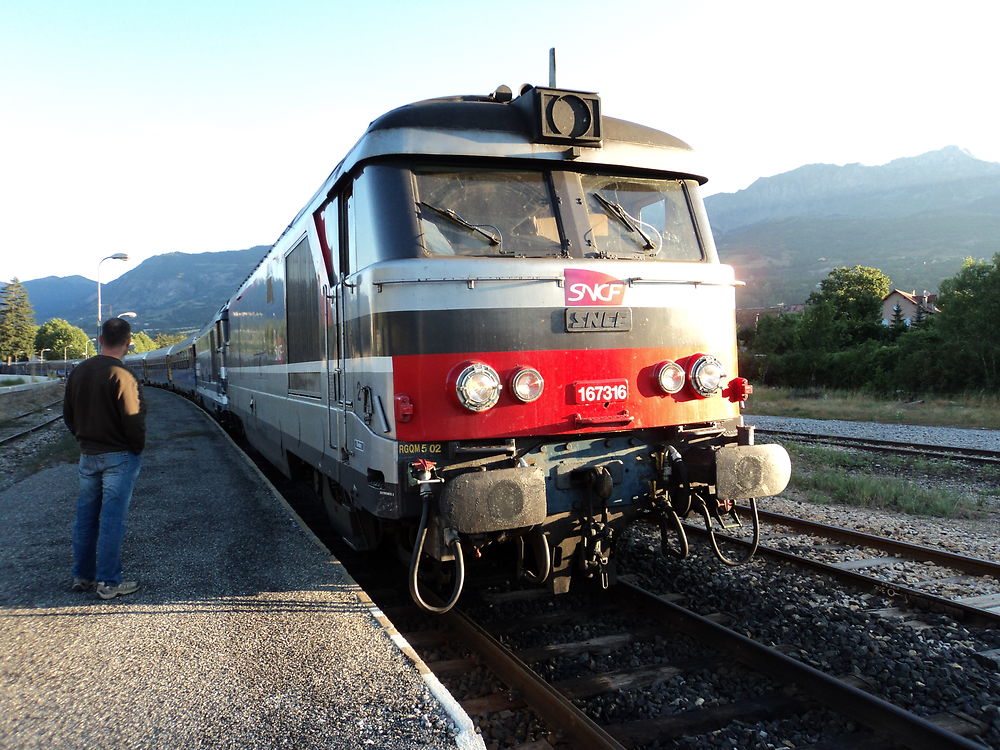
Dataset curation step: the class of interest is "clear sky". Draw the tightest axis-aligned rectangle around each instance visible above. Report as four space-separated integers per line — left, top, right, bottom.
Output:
2 0 998 284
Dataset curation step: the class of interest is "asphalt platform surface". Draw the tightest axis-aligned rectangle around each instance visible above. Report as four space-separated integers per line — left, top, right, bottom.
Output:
0 387 482 749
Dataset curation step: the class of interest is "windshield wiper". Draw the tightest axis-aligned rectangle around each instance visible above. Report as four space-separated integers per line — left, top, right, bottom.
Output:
592 193 655 251
418 202 501 247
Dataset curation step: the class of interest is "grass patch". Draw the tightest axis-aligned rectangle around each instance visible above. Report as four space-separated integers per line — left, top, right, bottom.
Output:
0 377 26 387
785 442 967 476
780 440 989 518
792 470 980 517
745 386 1000 430
24 432 80 475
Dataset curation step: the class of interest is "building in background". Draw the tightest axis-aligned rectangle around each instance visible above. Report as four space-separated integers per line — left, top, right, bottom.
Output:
881 289 938 326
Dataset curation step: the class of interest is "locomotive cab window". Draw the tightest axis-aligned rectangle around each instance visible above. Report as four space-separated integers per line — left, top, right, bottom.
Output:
579 175 703 261
414 169 563 257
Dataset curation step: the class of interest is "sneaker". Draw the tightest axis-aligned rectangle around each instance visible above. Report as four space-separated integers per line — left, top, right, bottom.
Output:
71 578 96 592
95 581 140 600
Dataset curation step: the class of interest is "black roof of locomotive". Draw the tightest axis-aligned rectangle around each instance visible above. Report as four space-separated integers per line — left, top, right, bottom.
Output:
366 91 693 152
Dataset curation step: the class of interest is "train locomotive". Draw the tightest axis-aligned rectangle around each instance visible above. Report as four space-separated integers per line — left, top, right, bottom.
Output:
117 84 791 612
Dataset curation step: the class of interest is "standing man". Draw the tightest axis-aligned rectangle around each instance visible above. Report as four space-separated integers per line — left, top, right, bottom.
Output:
63 317 146 600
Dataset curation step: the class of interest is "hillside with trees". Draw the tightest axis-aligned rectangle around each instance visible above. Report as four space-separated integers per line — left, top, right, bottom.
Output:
740 256 1000 394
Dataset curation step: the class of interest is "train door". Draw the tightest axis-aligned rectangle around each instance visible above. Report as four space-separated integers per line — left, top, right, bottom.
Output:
317 195 348 474
327 283 347 467
216 313 228 395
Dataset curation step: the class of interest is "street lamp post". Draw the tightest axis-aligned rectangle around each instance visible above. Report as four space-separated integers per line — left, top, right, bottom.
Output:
97 253 129 350
36 348 51 375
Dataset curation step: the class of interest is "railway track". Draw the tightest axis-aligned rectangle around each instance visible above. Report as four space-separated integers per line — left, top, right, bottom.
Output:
222 415 1000 748
374 582 989 749
756 427 1000 465
707 508 1000 627
0 400 64 447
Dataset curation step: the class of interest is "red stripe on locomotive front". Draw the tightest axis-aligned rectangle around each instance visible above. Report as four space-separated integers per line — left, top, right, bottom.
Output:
392 347 740 442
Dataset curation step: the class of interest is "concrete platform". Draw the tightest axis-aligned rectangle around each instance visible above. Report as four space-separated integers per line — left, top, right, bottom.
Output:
0 387 483 749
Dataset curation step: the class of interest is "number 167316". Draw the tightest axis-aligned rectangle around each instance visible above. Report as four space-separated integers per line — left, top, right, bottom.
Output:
572 379 628 404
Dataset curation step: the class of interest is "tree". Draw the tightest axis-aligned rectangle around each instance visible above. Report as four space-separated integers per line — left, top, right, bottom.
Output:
891 303 905 328
0 279 38 363
931 254 1000 390
805 265 891 348
131 331 157 353
34 318 92 360
807 265 891 323
153 332 187 348
748 313 801 355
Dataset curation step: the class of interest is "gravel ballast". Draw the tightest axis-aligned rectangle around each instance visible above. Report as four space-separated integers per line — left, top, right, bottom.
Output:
609 413 1000 748
0 388 480 750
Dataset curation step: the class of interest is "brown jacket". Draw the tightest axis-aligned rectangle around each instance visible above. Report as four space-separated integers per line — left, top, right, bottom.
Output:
63 355 146 455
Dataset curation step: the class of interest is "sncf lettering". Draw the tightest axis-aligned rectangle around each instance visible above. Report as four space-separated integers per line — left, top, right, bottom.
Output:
564 269 627 306
567 282 625 304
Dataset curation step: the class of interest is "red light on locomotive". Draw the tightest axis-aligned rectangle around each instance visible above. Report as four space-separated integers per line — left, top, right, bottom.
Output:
724 377 753 403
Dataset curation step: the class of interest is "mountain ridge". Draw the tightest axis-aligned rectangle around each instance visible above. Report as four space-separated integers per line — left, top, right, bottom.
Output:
21 246 268 335
706 146 1000 307
15 147 1000 328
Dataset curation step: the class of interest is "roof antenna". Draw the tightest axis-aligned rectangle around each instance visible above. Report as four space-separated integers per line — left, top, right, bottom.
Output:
549 47 557 87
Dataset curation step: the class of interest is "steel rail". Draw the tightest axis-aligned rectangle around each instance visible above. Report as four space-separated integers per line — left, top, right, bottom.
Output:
617 581 988 750
441 607 626 750
9 399 64 422
685 523 1000 627
739 508 1000 577
756 428 1000 464
0 415 63 447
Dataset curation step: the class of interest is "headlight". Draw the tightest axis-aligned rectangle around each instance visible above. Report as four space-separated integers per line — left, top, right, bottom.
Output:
655 361 685 394
689 354 726 397
510 367 544 402
455 363 502 411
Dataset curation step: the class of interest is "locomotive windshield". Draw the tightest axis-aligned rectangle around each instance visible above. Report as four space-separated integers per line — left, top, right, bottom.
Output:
581 175 702 261
414 170 562 257
412 167 704 261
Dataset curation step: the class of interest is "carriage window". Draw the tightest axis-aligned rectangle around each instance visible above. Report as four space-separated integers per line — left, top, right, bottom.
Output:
579 175 702 261
413 170 562 257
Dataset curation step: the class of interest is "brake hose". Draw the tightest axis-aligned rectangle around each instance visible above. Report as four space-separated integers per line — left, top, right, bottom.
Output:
700 495 761 566
408 496 465 614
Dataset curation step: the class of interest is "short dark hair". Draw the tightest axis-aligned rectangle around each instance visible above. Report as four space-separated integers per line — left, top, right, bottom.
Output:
101 318 132 348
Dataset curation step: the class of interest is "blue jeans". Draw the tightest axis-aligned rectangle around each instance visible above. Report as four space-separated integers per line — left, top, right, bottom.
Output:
72 451 142 586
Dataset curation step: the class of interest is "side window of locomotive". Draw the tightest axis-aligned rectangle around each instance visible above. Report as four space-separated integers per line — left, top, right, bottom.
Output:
579 175 702 261
346 172 382 274
313 196 340 284
413 169 562 257
285 236 323 397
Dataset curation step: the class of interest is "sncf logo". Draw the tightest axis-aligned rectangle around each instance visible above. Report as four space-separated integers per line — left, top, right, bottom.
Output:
564 269 627 307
